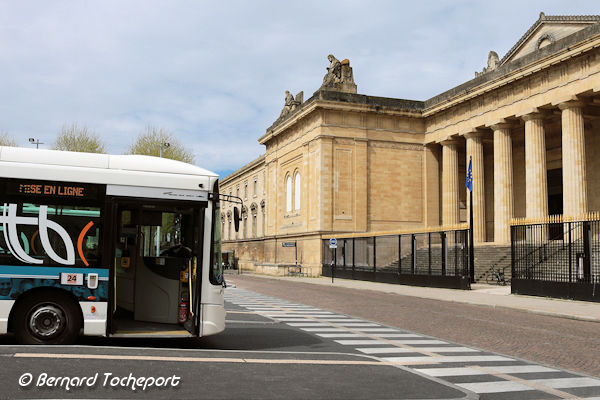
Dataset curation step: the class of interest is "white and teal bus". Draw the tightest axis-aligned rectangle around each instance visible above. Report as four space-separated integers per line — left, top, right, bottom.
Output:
0 146 230 344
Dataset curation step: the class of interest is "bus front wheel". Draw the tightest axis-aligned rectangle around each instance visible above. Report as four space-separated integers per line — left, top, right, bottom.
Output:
14 291 81 345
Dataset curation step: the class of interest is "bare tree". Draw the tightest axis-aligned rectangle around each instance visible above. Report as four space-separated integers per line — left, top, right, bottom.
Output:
126 126 194 164
0 131 17 147
54 123 106 153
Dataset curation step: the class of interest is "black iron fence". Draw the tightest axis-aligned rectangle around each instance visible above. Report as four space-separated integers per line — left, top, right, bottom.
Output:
511 213 600 302
322 225 470 290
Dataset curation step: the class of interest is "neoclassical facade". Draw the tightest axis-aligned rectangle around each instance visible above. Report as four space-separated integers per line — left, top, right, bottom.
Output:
221 13 600 275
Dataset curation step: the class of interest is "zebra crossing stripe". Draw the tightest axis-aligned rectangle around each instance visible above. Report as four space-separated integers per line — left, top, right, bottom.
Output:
316 333 368 338
300 328 349 332
336 339 447 346
382 355 514 363
313 319 366 323
530 377 600 389
456 381 534 394
358 347 479 354
376 334 428 338
416 367 491 377
274 319 318 322
416 365 558 377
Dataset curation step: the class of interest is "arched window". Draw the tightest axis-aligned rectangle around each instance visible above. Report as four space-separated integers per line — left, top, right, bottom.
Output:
261 200 266 237
286 175 292 212
251 204 257 238
294 173 301 210
226 211 232 240
242 206 248 239
221 213 225 242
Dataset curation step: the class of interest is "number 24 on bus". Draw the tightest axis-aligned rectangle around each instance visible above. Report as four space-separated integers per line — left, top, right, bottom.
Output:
0 146 241 344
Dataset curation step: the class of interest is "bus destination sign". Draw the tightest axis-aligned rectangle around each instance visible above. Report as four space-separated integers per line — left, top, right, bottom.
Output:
6 180 99 200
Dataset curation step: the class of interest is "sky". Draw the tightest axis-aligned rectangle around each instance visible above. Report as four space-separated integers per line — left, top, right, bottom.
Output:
1 1 598 177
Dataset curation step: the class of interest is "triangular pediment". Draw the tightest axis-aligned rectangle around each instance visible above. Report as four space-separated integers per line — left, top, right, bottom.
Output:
500 13 600 66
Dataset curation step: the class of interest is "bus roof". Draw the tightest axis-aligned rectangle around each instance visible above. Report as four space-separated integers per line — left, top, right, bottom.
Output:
0 146 218 191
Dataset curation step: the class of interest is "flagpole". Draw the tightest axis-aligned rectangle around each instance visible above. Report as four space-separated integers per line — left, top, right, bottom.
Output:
468 156 475 285
469 182 474 284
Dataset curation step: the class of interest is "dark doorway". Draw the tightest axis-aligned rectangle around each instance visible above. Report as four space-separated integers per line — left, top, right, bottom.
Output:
547 168 563 239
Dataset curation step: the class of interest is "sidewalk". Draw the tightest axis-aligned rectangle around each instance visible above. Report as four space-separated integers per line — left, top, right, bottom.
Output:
226 272 600 324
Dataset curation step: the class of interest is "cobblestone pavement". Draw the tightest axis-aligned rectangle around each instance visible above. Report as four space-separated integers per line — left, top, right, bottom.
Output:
226 273 600 378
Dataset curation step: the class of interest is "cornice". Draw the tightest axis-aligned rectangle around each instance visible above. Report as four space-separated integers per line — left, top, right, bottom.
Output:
423 27 600 117
219 155 266 185
259 93 424 146
500 13 600 65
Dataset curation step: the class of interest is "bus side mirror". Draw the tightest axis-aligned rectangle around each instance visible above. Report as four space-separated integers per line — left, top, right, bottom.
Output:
233 207 240 232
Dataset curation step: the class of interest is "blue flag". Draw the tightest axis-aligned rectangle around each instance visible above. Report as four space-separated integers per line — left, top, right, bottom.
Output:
466 157 473 192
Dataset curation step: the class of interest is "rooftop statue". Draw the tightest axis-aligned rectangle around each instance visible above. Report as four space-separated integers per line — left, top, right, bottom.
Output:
322 54 342 86
475 51 500 77
278 90 304 119
319 54 357 93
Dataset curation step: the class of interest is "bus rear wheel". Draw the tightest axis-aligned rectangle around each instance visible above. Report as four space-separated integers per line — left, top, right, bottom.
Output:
14 291 81 345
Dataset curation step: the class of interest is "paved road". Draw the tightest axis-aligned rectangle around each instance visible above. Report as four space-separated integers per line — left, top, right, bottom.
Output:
229 273 600 377
0 290 468 400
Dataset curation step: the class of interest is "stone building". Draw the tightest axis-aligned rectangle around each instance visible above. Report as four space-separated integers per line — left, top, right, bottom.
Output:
221 13 600 276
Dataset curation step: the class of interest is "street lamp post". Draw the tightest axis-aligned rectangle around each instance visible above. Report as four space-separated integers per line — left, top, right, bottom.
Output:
159 142 170 158
28 138 44 149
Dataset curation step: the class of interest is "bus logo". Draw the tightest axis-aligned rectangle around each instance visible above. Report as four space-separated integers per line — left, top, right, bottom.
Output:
1 203 92 266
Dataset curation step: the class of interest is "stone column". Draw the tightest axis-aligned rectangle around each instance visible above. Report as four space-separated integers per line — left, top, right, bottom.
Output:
559 101 587 218
464 132 486 242
441 140 459 226
523 113 548 220
491 124 513 244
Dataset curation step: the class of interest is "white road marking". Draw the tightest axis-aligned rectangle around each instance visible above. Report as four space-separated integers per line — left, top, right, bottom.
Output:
416 365 559 377
300 328 348 332
456 380 534 394
382 355 514 363
531 377 600 389
336 340 448 345
369 334 422 338
416 367 488 377
314 319 366 323
274 319 317 322
13 353 384 366
262 312 334 316
358 347 479 354
492 365 560 374
317 333 367 338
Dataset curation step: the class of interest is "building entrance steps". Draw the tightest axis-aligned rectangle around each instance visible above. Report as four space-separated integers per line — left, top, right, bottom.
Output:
225 271 600 324
379 243 511 283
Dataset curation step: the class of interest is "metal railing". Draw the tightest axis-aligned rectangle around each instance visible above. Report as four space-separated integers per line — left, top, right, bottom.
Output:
322 225 470 290
511 213 600 302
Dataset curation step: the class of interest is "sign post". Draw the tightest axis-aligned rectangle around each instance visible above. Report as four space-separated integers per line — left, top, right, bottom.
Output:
329 238 337 283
